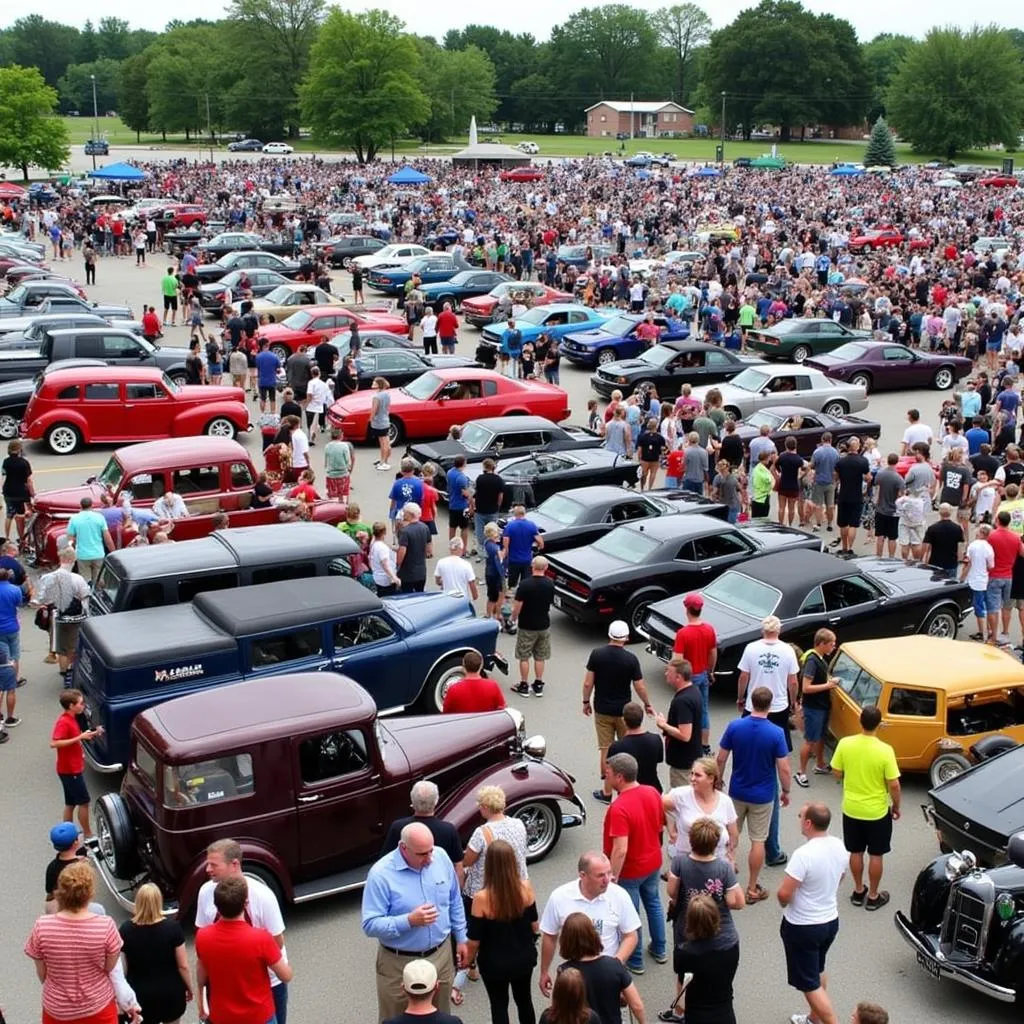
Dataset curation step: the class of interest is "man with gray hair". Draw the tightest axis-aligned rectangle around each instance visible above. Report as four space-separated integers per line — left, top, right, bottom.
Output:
396 501 432 594
434 536 478 601
381 781 464 885
35 546 90 679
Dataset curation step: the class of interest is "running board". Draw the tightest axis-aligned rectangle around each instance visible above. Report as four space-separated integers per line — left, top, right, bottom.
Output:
292 865 370 903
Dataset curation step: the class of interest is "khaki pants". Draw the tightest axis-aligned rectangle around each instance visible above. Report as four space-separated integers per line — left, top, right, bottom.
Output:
376 941 454 1022
669 767 691 789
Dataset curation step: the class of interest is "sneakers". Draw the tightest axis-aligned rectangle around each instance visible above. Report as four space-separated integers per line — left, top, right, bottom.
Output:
791 1015 810 1024
592 790 611 804
850 888 867 906
0 730 8 744
511 682 530 698
793 772 809 788
767 852 789 867
377 463 391 471
532 680 545 697
627 963 646 976
813 763 833 775
647 943 668 964
865 890 890 912
4 716 21 727
657 1011 684 1023
16 677 26 688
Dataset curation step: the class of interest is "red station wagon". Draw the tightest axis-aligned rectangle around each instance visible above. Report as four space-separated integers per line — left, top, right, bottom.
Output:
21 366 250 455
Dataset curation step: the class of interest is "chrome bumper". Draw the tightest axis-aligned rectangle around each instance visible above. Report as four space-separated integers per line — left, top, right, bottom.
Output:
83 740 123 774
562 793 587 830
87 846 179 916
894 910 1016 1003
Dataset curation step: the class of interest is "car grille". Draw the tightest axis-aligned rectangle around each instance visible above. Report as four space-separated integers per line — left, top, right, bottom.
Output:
941 885 989 958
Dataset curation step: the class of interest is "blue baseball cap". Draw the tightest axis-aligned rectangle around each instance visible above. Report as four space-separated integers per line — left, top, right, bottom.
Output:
50 823 79 850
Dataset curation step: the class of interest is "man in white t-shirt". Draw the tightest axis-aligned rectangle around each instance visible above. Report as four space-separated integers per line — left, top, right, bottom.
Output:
195 838 289 1024
434 536 478 601
538 851 640 996
961 523 995 641
420 309 439 355
737 615 799 725
900 408 934 455
776 802 848 1024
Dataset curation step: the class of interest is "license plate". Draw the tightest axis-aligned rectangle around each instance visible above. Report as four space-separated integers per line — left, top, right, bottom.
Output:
553 595 563 609
916 951 941 979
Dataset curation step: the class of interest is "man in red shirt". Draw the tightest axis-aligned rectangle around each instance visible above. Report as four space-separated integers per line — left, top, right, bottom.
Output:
603 751 666 974
442 650 507 713
985 509 1024 644
437 301 459 355
49 689 102 841
196 876 293 1024
672 593 718 753
141 304 162 342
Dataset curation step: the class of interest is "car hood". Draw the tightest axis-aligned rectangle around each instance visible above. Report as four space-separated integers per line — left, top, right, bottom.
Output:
32 481 107 514
563 328 616 346
461 296 497 309
690 381 751 404
597 357 659 374
380 709 515 778
330 390 382 418
176 384 246 402
931 747 1024 845
406 440 470 463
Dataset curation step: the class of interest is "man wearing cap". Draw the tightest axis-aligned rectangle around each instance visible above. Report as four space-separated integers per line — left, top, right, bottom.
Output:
583 620 653 804
672 593 718 755
385 958 463 1024
362 821 468 1020
44 822 84 910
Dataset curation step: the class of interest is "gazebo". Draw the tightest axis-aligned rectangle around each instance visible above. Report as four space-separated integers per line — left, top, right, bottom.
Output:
388 166 432 185
450 115 530 169
88 162 147 181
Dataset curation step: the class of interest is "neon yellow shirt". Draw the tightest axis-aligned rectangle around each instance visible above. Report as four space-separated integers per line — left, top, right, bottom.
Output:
831 733 900 820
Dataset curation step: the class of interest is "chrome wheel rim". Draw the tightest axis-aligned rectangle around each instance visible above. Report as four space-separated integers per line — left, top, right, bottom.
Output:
927 612 957 638
97 811 116 866
432 667 465 712
207 418 234 437
514 802 558 858
49 426 77 453
934 759 965 785
823 403 846 417
597 349 616 366
935 369 953 389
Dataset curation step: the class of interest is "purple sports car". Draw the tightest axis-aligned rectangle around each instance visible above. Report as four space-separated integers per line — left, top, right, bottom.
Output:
805 341 972 393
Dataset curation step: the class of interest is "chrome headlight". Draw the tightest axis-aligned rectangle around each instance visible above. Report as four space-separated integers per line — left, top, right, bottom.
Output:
945 855 964 880
506 707 525 740
523 735 547 760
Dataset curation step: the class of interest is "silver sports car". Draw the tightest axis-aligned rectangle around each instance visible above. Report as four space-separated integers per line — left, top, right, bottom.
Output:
691 364 868 420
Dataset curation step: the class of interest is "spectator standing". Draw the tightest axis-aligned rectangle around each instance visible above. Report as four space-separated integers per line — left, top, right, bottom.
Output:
442 651 506 714
900 408 933 455
323 427 354 500
682 432 709 496
794 629 839 788
66 496 113 586
986 510 1024 644
962 522 995 640
50 689 100 841
834 439 871 557
500 320 523 378
421 308 439 356
672 593 717 753
383 958 463 1024
389 460 424 542
370 377 393 470
511 556 555 698
463 786 529 901
662 757 738 865
637 418 666 490
539 968 600 1024
305 366 331 443
2 438 34 546
711 459 743 524
382 782 465 879
482 522 507 623
853 1004 889 1024
254 340 281 415
655 656 704 789
747 423 777 473
603 752 667 975
776 803 848 1024
776 437 805 527
371 521 402 595
582 621 652 803
608 703 664 792
435 537 478 601
872 454 904 558
503 505 543 590
437 303 459 354
446 456 473 552
830 706 901 912
396 503 432 594
471 459 505 559
922 503 965 578
604 407 633 458
810 434 840 532
160 267 179 326
750 450 776 519
938 447 972 532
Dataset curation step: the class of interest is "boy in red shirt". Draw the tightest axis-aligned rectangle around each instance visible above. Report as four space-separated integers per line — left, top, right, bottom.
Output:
50 689 102 841
196 876 293 1024
442 650 507 714
672 593 718 752
417 464 439 537
665 447 685 489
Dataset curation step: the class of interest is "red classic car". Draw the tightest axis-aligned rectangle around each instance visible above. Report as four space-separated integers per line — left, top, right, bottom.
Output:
158 204 208 228
27 436 348 565
848 228 931 251
328 368 571 444
977 175 1018 187
499 167 545 183
259 306 408 360
21 366 250 455
461 282 573 328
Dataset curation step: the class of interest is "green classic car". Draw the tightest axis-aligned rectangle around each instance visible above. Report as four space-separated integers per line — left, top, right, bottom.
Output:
746 319 872 363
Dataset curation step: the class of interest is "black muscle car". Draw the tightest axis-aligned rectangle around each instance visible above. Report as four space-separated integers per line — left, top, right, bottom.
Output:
197 232 297 260
353 349 479 389
545 514 821 639
732 406 882 458
193 250 302 284
642 550 971 676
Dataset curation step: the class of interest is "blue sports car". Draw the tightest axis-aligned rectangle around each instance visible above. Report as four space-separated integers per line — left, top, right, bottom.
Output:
365 254 471 295
417 270 513 309
561 312 691 368
480 303 614 350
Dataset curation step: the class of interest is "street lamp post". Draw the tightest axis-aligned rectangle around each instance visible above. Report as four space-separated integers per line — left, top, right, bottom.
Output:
720 91 726 167
90 75 99 171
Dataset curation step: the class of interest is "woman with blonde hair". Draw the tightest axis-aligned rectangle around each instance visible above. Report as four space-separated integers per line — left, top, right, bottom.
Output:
464 786 529 897
119 883 192 1023
25 861 123 1024
663 756 739 866
483 521 506 622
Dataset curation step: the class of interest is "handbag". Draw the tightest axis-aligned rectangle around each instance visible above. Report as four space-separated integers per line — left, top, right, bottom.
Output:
35 605 52 631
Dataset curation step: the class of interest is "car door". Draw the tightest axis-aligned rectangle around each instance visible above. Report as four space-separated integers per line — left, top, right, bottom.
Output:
789 374 818 407
101 332 153 367
434 377 488 427
883 345 927 386
702 348 741 384
688 531 756 583
80 381 124 440
819 575 890 641
170 463 226 527
123 381 175 440
815 321 849 352
327 614 411 709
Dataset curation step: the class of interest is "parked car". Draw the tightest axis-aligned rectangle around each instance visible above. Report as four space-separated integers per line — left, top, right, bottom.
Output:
88 673 582 916
517 142 540 154
3 267 85 294
499 168 544 183
366 255 472 297
262 142 294 154
327 368 571 445
258 306 407 360
731 406 881 457
848 227 930 250
196 233 296 260
977 174 1018 187
560 313 691 369
315 235 386 268
75 575 509 771
227 138 263 152
480 304 613 351
417 270 513 310
805 341 973 393
153 205 208 230
0 280 91 318
351 349 478 389
196 268 291 315
0 312 122 351
544 514 821 638
690 365 868 420
84 139 109 155
192 250 303 284
555 244 614 269
0 359 107 440
351 243 432 272
745 319 872 363
33 296 134 322
250 284 337 322
461 282 573 328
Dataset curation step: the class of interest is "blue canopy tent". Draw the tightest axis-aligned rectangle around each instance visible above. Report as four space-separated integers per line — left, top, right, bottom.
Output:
693 166 721 177
387 166 432 185
830 165 863 177
87 162 147 181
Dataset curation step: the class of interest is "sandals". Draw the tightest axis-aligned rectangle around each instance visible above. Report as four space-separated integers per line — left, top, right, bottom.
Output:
450 988 465 1007
745 884 769 904
865 891 890 912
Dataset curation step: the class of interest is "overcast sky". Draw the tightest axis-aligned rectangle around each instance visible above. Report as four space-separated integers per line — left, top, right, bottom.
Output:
5 0 1023 41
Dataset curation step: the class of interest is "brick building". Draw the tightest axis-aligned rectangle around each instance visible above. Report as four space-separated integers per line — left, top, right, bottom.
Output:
585 101 694 139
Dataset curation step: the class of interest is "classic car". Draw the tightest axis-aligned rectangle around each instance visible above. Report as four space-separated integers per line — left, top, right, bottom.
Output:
555 244 615 269
895 827 1024 1003
26 437 349 566
480 304 614 350
90 522 358 615
351 243 432 272
499 167 544 182
642 551 971 679
259 306 408 360
25 296 135 323
0 358 108 439
407 415 603 488
351 349 478 389
461 282 573 328
328 369 571 445
21 367 250 456
262 142 294 154
75 576 508 771
689 365 869 421
517 141 540 154
89 673 583 916
154 205 208 230
196 268 291 315
250 284 337 323
192 250 302 284
314 235 386 268
196 233 297 261
805 341 973 393
825 636 1024 786
544 514 821 638
732 406 882 457
3 267 86 294
417 271 513 310
365 255 473 296
227 138 263 151
0 312 129 350
590 341 763 398
977 174 1018 187
848 227 931 250
745 318 872 363
561 313 691 369
512 486 728 553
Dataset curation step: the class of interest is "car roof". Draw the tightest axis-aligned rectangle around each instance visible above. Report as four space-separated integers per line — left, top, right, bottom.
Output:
722 549 855 589
614 512 725 541
137 672 377 758
41 364 167 383
546 485 646 504
465 415 558 431
840 636 1024 694
194 576 383 635
743 404 822 417
112 436 249 473
539 303 594 312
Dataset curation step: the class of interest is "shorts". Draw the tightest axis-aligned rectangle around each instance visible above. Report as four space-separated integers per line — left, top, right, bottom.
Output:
207 363 222 376
898 521 925 546
507 561 531 589
802 705 829 743
368 425 391 439
780 917 839 992
448 508 470 531
325 476 351 500
0 664 15 691
55 620 82 656
293 384 308 401
425 519 437 536
972 589 988 617
259 385 276 401
987 577 1012 612
836 502 862 528
874 512 898 541
4 497 27 517
163 294 178 311
485 575 503 603
733 799 772 843
811 482 835 507
842 811 893 856
0 631 21 662
594 713 626 751
778 488 799 499
1012 597 1024 610
59 772 91 808
515 628 551 662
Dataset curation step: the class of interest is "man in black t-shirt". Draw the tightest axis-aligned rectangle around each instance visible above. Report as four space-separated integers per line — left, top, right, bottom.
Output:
512 556 555 697
795 629 839 786
380 780 464 871
583 620 653 803
776 437 805 528
471 459 505 561
314 339 337 379
609 702 664 792
835 439 872 557
636 418 667 490
922 503 965 578
655 655 704 787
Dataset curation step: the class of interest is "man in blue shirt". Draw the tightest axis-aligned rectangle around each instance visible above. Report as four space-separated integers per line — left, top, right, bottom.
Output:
502 503 543 589
500 321 523 378
810 433 840 533
66 496 113 586
389 459 424 542
254 338 282 415
965 416 991 456
446 455 472 552
0 567 26 719
361 821 467 1020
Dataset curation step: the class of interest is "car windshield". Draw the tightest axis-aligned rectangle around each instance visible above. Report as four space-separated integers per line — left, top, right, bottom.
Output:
831 652 882 708
828 343 869 361
592 527 659 564
535 494 586 525
163 754 253 808
445 271 474 286
97 456 124 490
459 423 496 452
263 285 292 303
488 283 513 298
281 310 313 330
519 306 559 325
638 346 678 368
728 368 771 393
703 572 781 618
402 372 443 400
161 372 180 393
745 410 785 430
599 316 640 335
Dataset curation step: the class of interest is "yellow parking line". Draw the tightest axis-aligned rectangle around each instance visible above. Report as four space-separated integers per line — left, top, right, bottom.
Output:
33 465 102 475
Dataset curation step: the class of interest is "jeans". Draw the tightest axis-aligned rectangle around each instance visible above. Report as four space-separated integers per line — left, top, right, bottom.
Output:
481 971 536 1024
619 868 666 967
766 782 784 862
692 672 710 731
726 506 739 524
682 479 703 495
272 982 288 1024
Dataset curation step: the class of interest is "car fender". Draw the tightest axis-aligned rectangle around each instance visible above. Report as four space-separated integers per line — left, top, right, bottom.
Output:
177 840 294 916
993 917 1024 987
172 402 250 434
27 408 92 441
909 853 954 930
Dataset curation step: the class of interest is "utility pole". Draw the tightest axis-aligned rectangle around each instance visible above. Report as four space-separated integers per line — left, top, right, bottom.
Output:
90 75 98 171
205 93 214 163
719 91 726 167
630 92 634 141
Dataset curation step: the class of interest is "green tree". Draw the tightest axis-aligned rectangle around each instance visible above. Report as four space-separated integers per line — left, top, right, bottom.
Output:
886 26 1024 158
863 115 897 166
652 4 711 107
300 9 429 163
57 59 121 116
4 16 82 88
96 17 132 61
861 33 916 121
414 42 497 141
0 65 70 180
118 54 151 141
78 21 99 64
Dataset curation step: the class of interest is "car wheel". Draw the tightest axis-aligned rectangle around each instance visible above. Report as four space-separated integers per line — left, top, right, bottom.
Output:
597 348 618 366
167 372 188 386
205 417 237 439
95 793 138 878
929 752 972 788
634 379 657 396
822 401 848 417
270 343 290 361
792 344 811 363
512 800 562 862
724 406 741 421
625 591 666 641
920 606 958 639
933 367 955 390
849 372 872 392
242 863 285 908
46 423 80 456
0 414 19 440
421 655 466 713
340 256 352 269
388 416 405 446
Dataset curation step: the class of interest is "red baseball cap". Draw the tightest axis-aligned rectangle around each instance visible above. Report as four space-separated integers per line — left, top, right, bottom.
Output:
683 594 704 610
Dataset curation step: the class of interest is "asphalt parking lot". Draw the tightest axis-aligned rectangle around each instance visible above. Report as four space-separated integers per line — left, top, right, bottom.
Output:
2 253 1016 1024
